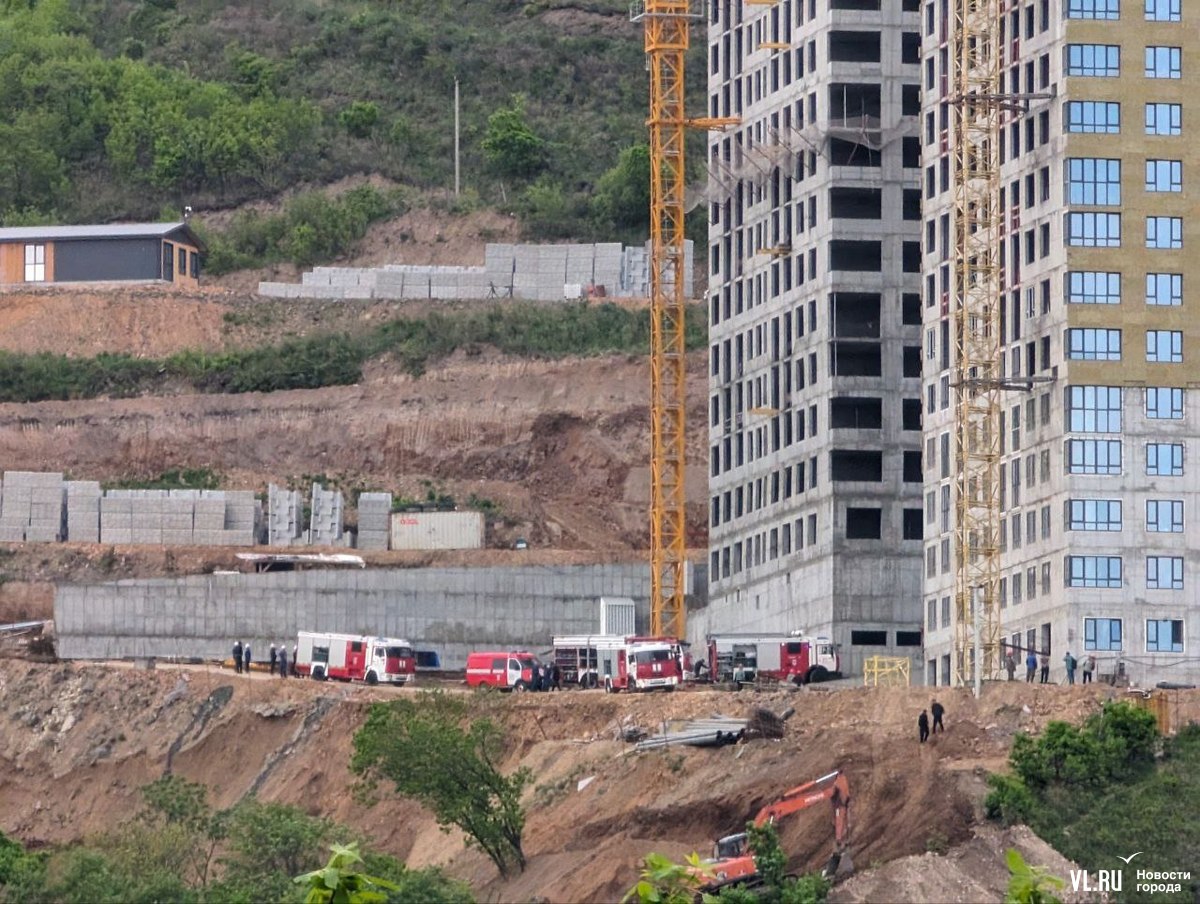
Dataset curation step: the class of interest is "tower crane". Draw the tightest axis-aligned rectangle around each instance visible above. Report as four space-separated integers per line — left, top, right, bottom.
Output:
632 0 735 640
950 0 1005 684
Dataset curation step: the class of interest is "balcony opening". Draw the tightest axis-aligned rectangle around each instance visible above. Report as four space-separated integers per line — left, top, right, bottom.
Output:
831 341 883 376
830 186 883 219
832 292 881 337
829 31 882 63
832 449 884 482
830 396 883 429
829 240 882 272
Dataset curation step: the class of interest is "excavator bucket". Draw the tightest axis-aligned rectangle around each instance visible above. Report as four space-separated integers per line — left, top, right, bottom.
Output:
823 849 853 880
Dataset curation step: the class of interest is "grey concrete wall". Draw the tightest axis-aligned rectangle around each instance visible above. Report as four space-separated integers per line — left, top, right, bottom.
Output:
55 564 709 669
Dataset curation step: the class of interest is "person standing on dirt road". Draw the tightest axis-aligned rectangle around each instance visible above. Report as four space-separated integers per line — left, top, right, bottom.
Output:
1063 651 1077 686
1004 651 1016 681
918 710 930 744
1082 654 1096 684
233 640 243 674
292 644 299 677
243 643 252 674
278 645 287 680
1025 650 1037 683
269 644 277 676
930 699 945 734
1039 653 1050 684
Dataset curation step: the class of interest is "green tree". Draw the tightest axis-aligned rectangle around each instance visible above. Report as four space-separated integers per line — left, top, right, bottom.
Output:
517 176 578 239
351 691 532 878
481 94 545 180
1003 849 1064 904
340 101 380 139
591 144 651 234
294 843 397 904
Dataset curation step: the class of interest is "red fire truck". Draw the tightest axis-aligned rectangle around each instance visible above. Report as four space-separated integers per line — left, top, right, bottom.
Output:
295 631 416 685
706 632 840 686
552 634 685 692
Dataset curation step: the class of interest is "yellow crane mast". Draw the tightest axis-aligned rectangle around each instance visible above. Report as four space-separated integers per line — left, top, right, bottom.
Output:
632 0 734 639
951 0 1002 684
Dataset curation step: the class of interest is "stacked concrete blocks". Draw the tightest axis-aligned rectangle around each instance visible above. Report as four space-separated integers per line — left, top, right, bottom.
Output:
192 492 226 546
355 492 392 551
267 484 304 547
309 484 344 547
221 491 261 547
66 481 102 542
257 241 695 302
0 471 66 542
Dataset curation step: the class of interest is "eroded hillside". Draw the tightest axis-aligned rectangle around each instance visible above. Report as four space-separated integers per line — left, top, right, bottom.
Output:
0 660 1164 903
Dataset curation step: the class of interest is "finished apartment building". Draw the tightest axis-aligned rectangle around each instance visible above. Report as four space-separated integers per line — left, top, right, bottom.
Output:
699 0 925 678
921 0 1198 686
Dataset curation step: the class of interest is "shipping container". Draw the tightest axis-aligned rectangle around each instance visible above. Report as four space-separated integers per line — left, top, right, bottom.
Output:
390 510 485 550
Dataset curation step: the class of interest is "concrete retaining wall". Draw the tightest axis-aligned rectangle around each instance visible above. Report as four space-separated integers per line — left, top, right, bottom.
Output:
53 564 713 669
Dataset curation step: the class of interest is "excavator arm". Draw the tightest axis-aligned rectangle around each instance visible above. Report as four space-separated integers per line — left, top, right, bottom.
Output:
701 770 851 889
753 769 850 849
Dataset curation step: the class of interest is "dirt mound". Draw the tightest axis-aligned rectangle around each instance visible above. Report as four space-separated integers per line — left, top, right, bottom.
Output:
0 661 1185 901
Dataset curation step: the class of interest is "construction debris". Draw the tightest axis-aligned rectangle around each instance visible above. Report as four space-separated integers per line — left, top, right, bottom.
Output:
631 707 791 752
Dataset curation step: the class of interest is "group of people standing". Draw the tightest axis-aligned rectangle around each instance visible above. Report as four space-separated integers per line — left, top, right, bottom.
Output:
1001 649 1097 684
918 699 945 743
231 640 296 678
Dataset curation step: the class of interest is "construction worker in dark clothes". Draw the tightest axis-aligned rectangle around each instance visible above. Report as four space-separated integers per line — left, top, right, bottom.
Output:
292 645 299 677
269 644 277 676
1039 653 1050 684
243 643 252 674
918 710 930 744
233 640 243 674
930 699 945 733
278 645 287 679
1025 650 1037 682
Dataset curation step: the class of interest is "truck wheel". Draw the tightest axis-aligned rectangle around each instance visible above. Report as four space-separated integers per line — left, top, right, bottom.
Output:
513 680 528 693
807 667 829 684
586 673 599 690
628 678 637 693
366 671 379 686
313 667 327 682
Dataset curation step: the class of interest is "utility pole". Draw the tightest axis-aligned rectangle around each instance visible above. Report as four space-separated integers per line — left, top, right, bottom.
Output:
454 78 461 197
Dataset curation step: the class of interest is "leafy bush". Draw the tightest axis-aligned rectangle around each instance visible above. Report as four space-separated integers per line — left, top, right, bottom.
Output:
0 303 706 402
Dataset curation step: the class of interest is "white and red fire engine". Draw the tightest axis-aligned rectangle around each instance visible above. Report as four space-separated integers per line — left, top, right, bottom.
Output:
295 631 416 685
552 634 686 692
706 632 840 686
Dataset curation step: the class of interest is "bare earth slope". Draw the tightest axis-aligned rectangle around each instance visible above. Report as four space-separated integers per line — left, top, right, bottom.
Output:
0 289 708 569
0 660 1169 903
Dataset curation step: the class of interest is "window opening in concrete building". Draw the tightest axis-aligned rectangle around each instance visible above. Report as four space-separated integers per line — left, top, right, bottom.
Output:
851 629 887 645
831 396 883 429
832 292 881 336
829 31 881 63
830 241 882 271
845 507 882 539
829 138 881 167
831 341 883 376
903 509 923 540
903 451 922 483
830 187 883 219
832 450 884 482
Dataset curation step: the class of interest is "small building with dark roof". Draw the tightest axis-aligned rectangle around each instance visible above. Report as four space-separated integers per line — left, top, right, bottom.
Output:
0 222 205 289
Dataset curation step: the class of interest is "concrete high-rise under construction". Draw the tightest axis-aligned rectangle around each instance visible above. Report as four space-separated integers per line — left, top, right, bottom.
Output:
698 0 926 678
922 0 1199 687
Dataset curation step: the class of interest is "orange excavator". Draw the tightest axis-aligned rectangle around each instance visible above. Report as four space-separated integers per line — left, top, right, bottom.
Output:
699 770 851 891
